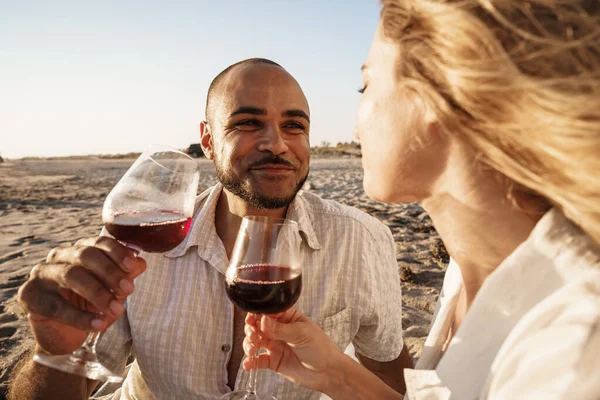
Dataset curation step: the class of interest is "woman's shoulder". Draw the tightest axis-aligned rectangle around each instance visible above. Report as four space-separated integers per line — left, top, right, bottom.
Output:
483 262 600 398
530 208 600 273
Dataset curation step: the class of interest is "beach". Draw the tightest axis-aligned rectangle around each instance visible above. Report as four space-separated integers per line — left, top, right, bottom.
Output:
0 157 448 397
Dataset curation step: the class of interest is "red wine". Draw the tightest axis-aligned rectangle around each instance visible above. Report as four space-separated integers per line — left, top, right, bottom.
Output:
104 210 192 253
225 264 302 314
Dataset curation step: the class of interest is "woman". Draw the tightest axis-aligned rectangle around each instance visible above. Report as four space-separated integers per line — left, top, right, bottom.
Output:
242 0 600 399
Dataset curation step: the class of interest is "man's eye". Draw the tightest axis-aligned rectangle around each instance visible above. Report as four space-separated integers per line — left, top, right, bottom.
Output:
358 85 366 94
285 122 305 130
237 120 261 127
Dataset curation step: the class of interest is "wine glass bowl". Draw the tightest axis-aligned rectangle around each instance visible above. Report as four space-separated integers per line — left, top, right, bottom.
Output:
103 145 199 253
225 263 302 315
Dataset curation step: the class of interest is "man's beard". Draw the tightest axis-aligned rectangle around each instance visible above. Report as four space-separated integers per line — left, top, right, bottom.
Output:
214 156 308 210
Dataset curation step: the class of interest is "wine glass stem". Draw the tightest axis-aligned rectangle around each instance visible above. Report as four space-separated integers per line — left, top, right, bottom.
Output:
85 332 100 350
245 314 262 399
73 332 100 360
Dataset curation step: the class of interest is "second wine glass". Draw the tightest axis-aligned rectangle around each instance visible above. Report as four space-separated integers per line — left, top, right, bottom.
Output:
223 216 302 400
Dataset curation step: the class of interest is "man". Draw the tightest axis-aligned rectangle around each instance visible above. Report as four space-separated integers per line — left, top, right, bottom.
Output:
10 58 412 399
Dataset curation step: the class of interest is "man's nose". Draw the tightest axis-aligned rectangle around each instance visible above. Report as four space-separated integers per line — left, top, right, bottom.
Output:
257 124 289 155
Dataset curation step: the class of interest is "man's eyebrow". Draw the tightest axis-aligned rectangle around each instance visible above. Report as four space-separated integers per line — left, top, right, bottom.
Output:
282 109 310 123
361 64 367 71
229 106 267 117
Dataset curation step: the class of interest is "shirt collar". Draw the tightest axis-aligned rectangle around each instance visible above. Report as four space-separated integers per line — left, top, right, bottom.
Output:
285 190 322 251
407 208 600 399
164 183 321 261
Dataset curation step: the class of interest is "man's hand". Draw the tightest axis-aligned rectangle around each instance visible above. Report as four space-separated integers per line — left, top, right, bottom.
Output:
18 236 146 355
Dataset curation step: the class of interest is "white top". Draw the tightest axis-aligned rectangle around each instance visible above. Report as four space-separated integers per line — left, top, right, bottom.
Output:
94 184 404 400
405 209 600 399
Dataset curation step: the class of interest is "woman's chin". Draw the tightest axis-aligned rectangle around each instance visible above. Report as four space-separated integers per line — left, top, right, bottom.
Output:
363 182 398 204
363 180 422 205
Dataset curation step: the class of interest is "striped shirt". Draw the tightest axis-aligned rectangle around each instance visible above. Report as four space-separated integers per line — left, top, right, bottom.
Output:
95 183 403 400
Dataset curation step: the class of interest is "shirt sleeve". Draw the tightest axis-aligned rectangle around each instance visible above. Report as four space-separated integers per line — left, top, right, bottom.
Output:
352 223 404 362
94 227 133 375
484 290 600 399
96 303 133 377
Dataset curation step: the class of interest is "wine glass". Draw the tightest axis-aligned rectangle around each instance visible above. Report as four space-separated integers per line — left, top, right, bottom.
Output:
223 216 302 400
34 144 199 382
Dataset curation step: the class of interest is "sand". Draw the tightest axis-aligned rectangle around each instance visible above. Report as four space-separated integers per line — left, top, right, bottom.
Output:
0 158 448 398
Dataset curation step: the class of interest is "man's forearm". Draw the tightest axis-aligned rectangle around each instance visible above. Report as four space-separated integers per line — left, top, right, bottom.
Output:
8 351 92 400
325 354 404 400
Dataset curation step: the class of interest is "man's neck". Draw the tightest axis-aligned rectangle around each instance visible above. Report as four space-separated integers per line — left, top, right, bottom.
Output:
215 188 288 258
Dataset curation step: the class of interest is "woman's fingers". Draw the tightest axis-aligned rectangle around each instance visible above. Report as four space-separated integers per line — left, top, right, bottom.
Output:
242 353 274 371
245 312 256 325
243 335 257 357
244 319 256 337
271 308 300 324
259 312 307 343
242 337 285 373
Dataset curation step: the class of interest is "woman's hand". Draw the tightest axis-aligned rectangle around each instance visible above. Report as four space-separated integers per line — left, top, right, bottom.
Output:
242 308 346 394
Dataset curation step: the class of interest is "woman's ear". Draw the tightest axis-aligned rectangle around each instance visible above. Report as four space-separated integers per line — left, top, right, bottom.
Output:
406 92 444 152
199 121 214 160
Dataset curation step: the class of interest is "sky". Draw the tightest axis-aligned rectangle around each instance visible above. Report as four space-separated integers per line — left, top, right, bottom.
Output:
1 1 380 159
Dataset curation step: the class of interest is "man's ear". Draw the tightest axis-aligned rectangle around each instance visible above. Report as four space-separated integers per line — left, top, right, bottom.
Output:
200 121 215 160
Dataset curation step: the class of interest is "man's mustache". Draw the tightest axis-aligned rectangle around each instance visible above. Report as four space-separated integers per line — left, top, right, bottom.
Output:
250 156 295 169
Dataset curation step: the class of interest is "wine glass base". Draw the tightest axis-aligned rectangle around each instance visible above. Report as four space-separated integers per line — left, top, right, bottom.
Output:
33 353 124 382
220 391 277 400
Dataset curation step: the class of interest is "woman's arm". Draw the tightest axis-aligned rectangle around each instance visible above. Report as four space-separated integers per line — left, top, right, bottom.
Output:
325 353 404 400
243 310 403 400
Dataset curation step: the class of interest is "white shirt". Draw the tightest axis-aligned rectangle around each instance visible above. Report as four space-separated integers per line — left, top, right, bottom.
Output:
405 209 600 399
94 184 403 400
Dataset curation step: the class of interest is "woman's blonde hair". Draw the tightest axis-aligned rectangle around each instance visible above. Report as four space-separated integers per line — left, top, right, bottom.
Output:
380 0 600 244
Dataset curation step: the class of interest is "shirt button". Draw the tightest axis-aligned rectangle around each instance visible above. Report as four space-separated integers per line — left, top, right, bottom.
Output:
221 344 231 353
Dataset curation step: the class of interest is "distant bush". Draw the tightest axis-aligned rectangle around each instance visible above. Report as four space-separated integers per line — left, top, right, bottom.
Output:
311 141 361 158
98 152 142 159
20 152 142 161
184 144 204 158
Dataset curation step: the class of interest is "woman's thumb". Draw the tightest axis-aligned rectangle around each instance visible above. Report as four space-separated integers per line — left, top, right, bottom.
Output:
260 314 305 343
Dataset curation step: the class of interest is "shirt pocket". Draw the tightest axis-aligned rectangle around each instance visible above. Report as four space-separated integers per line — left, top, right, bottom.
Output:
311 307 354 352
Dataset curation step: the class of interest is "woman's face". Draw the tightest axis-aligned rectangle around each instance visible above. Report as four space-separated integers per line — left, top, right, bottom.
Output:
356 23 450 204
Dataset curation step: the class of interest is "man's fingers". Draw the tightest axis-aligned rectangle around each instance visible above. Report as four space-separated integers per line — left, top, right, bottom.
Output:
74 246 135 298
28 263 122 318
51 237 146 278
46 239 145 297
77 236 146 277
20 284 106 332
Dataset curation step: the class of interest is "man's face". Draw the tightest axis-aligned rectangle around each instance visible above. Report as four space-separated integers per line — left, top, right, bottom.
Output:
205 64 310 209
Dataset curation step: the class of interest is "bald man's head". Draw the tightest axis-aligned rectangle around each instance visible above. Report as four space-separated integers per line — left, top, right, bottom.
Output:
205 58 282 125
199 58 310 210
